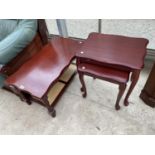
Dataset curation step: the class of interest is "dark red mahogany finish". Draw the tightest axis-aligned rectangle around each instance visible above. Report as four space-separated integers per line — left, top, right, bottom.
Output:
5 37 81 117
76 32 148 109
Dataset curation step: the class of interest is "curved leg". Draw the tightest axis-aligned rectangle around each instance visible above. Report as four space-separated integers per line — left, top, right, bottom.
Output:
23 93 32 105
124 70 140 106
42 95 56 118
79 72 87 98
80 87 84 92
115 83 126 110
9 85 32 105
9 85 26 102
48 106 56 117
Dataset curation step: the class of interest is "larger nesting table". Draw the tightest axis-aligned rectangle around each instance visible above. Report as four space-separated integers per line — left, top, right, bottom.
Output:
76 33 148 109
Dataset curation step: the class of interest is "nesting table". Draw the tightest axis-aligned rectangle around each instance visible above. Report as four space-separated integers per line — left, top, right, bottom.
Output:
76 33 148 109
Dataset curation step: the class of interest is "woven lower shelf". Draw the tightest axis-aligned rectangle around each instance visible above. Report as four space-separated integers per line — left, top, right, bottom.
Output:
59 64 76 83
47 82 65 106
47 63 76 106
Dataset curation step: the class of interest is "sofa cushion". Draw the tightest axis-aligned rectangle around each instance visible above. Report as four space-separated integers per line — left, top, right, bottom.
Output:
0 20 18 41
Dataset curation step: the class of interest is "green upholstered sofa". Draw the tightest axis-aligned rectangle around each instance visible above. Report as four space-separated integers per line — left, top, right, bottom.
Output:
0 19 38 87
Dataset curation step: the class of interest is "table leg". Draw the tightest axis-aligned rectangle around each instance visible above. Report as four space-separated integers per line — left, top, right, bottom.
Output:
42 95 56 117
115 83 126 110
124 70 140 106
9 85 32 105
78 72 87 98
9 85 25 101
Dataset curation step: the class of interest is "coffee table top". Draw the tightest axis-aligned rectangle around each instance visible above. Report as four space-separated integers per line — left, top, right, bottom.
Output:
76 32 149 70
6 37 82 98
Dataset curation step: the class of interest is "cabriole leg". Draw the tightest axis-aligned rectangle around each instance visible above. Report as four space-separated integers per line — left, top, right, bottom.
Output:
115 83 126 110
78 72 87 98
124 70 140 106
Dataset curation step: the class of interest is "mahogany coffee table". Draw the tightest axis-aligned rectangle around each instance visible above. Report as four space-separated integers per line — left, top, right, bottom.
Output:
5 37 82 117
76 32 149 109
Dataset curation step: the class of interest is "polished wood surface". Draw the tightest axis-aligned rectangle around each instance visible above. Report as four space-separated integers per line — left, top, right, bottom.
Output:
76 32 148 109
78 63 129 83
140 62 155 107
76 32 149 69
6 37 81 98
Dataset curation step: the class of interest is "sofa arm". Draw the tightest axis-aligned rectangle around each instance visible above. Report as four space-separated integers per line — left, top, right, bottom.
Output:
0 20 37 65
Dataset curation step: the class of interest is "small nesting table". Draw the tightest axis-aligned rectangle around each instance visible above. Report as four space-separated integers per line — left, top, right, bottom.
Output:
76 33 148 110
5 37 82 117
